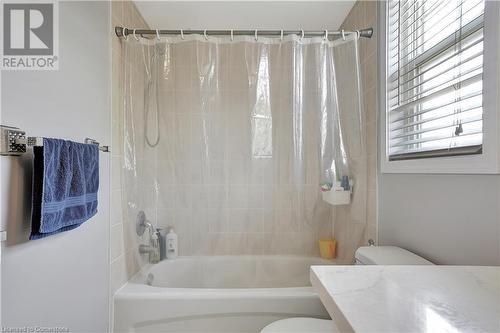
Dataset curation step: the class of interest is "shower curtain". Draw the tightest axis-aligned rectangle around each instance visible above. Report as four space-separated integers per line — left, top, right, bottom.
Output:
121 34 364 258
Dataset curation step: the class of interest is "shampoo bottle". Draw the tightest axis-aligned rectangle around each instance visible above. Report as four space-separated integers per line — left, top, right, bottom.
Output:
165 227 178 259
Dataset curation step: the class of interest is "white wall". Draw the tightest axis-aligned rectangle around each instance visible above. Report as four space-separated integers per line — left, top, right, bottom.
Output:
134 1 355 30
0 1 111 331
378 174 500 265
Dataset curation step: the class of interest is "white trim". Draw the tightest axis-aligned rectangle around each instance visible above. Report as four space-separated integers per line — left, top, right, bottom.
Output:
379 0 500 174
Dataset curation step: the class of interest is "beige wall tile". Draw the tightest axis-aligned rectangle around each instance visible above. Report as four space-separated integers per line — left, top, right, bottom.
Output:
111 1 123 26
335 0 378 259
111 189 123 224
110 256 127 294
111 1 150 291
111 223 124 261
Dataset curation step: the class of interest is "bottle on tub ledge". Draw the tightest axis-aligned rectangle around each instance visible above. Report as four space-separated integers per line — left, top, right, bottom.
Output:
165 226 178 259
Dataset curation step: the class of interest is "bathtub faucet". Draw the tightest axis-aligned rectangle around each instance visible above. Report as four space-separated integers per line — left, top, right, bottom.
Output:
136 211 161 264
139 242 160 264
138 224 161 264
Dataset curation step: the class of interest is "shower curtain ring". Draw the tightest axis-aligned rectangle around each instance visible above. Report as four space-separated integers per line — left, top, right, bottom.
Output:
230 29 234 41
356 30 360 39
280 29 284 41
156 29 161 41
181 29 185 40
341 29 346 41
324 29 328 41
204 29 208 40
301 29 304 40
255 29 258 41
133 29 139 41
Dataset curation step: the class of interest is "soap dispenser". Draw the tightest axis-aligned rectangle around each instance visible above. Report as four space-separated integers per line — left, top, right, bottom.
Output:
165 227 178 259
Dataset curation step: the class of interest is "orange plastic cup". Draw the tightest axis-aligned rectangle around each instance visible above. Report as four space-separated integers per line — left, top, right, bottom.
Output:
318 239 336 260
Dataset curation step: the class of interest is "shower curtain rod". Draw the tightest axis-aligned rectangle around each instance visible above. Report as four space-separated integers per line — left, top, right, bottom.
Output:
114 27 373 39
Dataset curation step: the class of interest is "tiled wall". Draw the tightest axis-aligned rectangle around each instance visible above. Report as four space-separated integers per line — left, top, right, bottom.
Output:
110 1 149 295
334 1 378 261
154 41 337 257
121 40 336 258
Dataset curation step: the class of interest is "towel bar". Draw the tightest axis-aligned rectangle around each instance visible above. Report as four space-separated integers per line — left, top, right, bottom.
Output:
0 125 110 156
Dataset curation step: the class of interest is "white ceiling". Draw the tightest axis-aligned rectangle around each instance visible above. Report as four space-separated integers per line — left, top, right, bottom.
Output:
133 1 356 31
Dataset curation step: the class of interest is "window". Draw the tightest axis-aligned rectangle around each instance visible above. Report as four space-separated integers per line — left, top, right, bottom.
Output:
386 0 485 160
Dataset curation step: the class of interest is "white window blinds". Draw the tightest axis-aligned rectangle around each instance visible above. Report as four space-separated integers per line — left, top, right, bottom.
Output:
387 0 485 160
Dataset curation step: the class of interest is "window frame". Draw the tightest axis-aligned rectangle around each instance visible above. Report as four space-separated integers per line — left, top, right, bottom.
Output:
379 0 500 174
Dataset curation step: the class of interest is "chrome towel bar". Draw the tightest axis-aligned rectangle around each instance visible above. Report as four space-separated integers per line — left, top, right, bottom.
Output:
0 125 110 156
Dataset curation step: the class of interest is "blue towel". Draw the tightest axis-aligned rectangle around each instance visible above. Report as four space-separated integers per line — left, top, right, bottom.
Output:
30 138 99 240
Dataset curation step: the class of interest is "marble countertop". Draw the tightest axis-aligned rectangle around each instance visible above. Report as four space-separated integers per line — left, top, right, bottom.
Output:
310 265 500 333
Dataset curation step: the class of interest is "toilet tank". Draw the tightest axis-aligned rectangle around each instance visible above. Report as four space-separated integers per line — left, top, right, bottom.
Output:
355 246 434 265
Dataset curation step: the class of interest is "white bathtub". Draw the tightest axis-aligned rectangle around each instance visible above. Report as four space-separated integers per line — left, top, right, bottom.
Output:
114 256 335 333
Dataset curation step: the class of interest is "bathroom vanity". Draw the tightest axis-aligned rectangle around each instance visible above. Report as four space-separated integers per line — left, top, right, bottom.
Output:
311 265 500 333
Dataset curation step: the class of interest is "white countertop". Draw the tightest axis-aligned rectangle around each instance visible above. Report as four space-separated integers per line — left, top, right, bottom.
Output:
310 265 500 333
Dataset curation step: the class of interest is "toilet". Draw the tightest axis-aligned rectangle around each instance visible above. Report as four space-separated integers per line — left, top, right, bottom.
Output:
260 246 433 333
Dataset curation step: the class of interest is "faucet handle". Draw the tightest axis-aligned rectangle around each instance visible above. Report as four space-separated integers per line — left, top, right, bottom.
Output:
136 211 148 236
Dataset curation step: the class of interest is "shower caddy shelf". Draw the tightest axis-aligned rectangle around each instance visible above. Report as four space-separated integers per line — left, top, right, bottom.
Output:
322 189 351 206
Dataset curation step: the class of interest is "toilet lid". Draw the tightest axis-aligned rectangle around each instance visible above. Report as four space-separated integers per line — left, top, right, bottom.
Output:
355 246 434 265
261 318 337 333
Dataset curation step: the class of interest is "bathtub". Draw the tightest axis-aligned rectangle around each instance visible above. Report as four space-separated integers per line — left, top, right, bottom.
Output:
114 256 335 333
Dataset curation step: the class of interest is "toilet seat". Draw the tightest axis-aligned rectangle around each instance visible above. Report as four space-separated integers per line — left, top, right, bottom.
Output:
260 318 336 333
